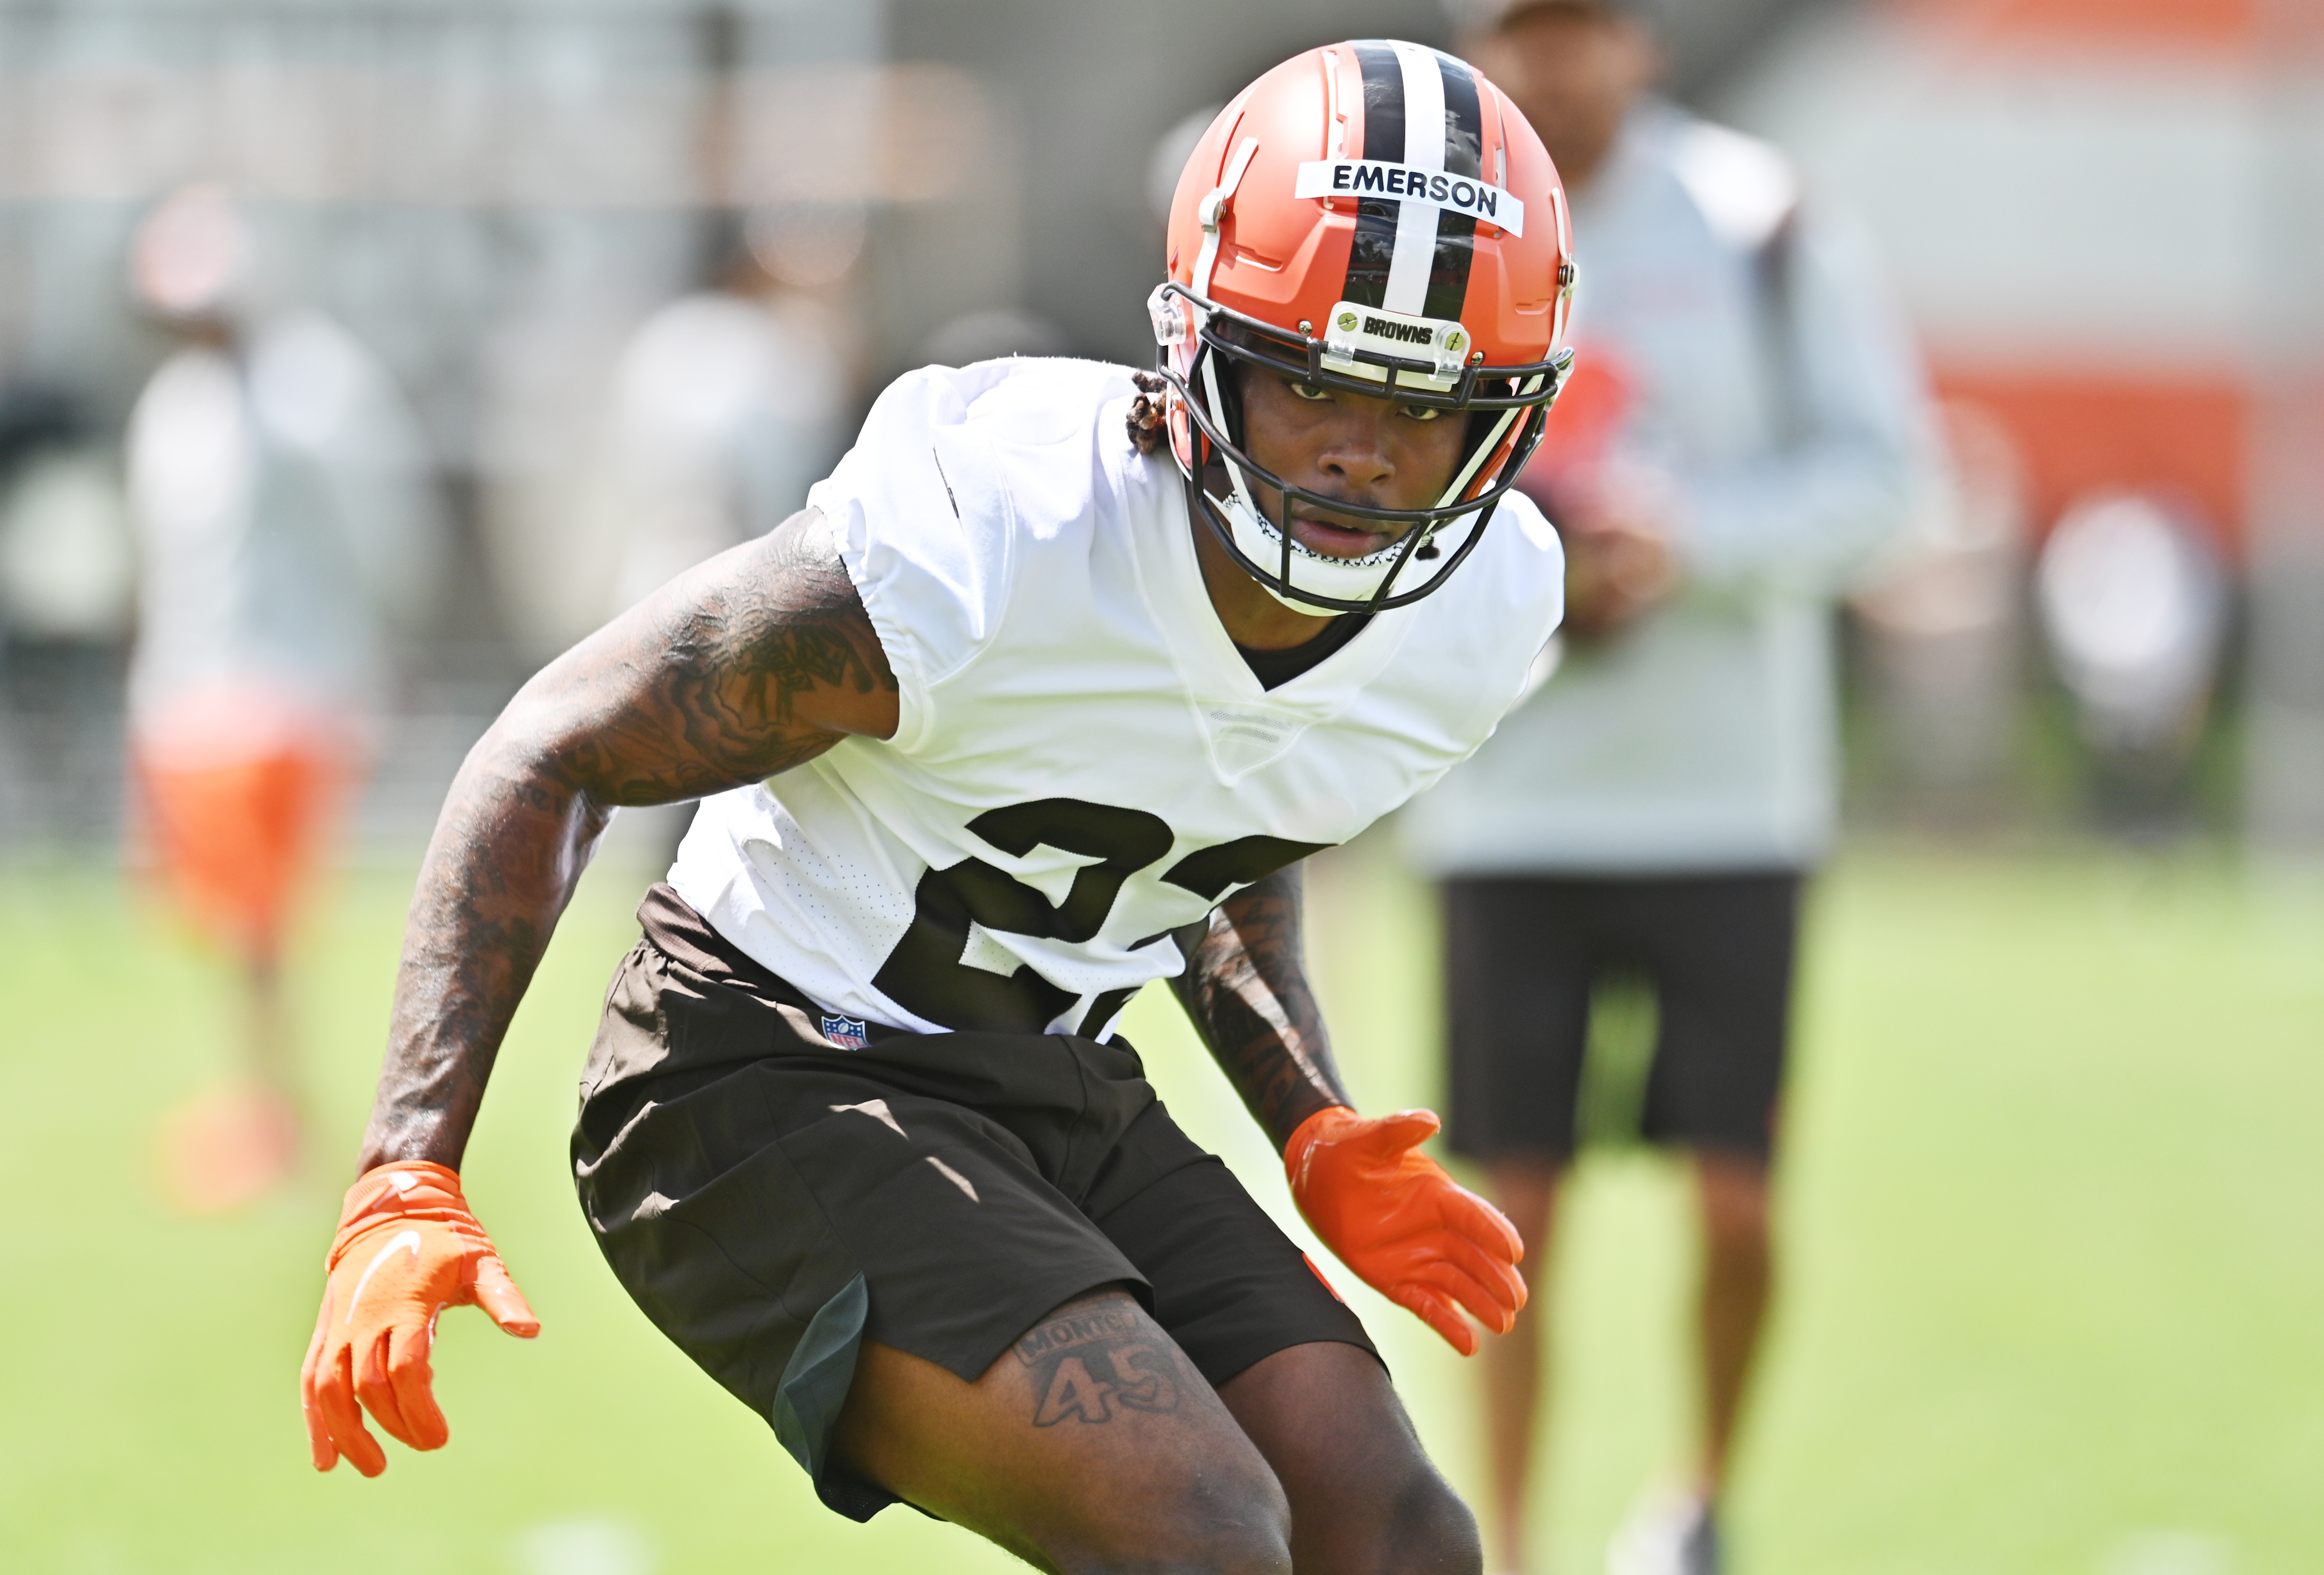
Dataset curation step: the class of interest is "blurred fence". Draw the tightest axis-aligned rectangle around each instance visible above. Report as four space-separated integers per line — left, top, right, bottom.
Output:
0 0 1477 855
0 0 953 854
6 0 2311 856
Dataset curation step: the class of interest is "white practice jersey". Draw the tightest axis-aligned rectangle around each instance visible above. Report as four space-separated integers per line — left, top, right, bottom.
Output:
669 358 1563 1041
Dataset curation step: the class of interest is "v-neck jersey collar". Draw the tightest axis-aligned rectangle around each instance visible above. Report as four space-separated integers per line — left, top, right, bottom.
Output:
1117 438 1416 714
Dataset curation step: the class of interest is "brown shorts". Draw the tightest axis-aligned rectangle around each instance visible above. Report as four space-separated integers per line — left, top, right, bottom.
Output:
571 886 1376 1522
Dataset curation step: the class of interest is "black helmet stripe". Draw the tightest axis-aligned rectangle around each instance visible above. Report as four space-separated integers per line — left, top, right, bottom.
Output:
1342 43 1485 327
1423 54 1484 324
1343 41 1406 310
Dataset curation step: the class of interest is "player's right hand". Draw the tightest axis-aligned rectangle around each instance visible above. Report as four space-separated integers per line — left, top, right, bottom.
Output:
300 1161 539 1476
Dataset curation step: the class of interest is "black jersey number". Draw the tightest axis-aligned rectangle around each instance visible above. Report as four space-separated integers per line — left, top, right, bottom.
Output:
869 797 1325 1035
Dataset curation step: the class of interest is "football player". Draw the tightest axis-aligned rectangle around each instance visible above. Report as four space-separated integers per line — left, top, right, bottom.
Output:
303 40 1576 1574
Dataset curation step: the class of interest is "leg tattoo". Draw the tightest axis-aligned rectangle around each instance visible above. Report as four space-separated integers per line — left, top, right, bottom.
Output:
1012 1303 1188 1427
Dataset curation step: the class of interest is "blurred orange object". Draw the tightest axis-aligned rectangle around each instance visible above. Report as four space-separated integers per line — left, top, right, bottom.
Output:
132 718 349 964
155 1080 301 1215
1518 341 1635 505
1934 371 2246 562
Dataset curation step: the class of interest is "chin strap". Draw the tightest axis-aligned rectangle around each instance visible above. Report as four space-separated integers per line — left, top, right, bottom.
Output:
1438 405 1522 511
1199 347 1266 543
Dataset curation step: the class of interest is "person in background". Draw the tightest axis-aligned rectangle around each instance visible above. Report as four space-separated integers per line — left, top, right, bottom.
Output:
126 183 443 1212
477 207 849 674
589 211 848 622
1404 5 1934 1572
572 212 851 861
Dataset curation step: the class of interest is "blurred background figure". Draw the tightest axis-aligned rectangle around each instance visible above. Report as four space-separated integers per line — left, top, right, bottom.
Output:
0 381 136 839
588 209 848 623
913 306 1074 369
124 182 442 1213
479 10 870 670
1404 3 1934 1571
546 204 853 861
2035 489 2229 837
1847 403 2030 830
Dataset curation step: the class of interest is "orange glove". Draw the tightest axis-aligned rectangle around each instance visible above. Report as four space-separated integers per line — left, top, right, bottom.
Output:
1284 1106 1527 1356
300 1161 539 1476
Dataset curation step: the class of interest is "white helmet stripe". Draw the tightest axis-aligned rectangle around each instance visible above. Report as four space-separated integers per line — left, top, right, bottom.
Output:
1383 42 1449 316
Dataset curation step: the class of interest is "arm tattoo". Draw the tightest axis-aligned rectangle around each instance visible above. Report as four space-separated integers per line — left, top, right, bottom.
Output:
356 509 897 1173
1168 864 1352 1153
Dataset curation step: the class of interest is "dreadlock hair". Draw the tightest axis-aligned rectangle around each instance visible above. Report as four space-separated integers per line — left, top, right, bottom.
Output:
1126 370 1168 456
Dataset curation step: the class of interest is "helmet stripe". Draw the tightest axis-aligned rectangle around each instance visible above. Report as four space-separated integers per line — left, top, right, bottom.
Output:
1342 44 1487 327
1380 43 1447 314
1423 54 1484 324
1342 42 1405 309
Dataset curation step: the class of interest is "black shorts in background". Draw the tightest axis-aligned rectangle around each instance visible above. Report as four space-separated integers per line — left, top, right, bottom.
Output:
572 887 1376 1523
1440 871 1803 1163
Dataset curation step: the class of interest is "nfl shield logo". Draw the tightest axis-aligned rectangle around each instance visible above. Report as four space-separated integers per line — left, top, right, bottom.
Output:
819 1013 870 1051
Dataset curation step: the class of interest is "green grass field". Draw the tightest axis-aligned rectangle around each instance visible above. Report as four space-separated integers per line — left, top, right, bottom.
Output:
4 838 2322 1573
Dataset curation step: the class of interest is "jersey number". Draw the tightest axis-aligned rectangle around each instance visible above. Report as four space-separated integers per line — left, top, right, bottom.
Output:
869 797 1325 1036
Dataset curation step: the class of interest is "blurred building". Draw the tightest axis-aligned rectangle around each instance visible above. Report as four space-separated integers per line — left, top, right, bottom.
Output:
1720 0 2324 836
0 0 913 848
1727 0 2262 547
0 0 1987 855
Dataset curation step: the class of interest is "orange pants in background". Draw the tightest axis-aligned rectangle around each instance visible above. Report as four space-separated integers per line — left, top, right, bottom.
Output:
133 740 349 965
135 722 354 1210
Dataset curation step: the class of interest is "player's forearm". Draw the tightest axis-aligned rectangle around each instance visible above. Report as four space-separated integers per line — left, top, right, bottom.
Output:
353 517 898 1175
356 728 616 1173
1169 866 1352 1152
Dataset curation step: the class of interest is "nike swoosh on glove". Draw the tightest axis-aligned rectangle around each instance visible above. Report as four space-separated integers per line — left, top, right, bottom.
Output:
300 1161 538 1476
1284 1106 1526 1356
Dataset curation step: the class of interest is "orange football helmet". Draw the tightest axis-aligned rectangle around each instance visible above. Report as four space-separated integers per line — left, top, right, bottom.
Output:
1151 39 1577 611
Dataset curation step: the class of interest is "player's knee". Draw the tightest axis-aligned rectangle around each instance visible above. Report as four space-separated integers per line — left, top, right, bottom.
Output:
1394 1477 1487 1570
1389 1468 1483 1573
1068 1524 1290 1575
1166 1516 1294 1575
1065 1466 1292 1575
1163 1473 1294 1575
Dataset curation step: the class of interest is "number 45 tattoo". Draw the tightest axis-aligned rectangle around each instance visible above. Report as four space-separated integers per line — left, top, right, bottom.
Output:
1012 1303 1186 1426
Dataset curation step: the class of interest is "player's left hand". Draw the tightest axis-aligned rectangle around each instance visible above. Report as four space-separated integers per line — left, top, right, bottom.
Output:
300 1161 539 1476
1284 1105 1526 1356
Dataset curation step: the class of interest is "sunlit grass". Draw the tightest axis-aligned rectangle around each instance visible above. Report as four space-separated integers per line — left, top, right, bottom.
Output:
1 839 2319 1572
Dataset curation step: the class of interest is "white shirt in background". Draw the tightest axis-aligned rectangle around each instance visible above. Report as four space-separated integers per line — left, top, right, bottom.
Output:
593 291 845 618
1402 102 1934 875
125 312 441 763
